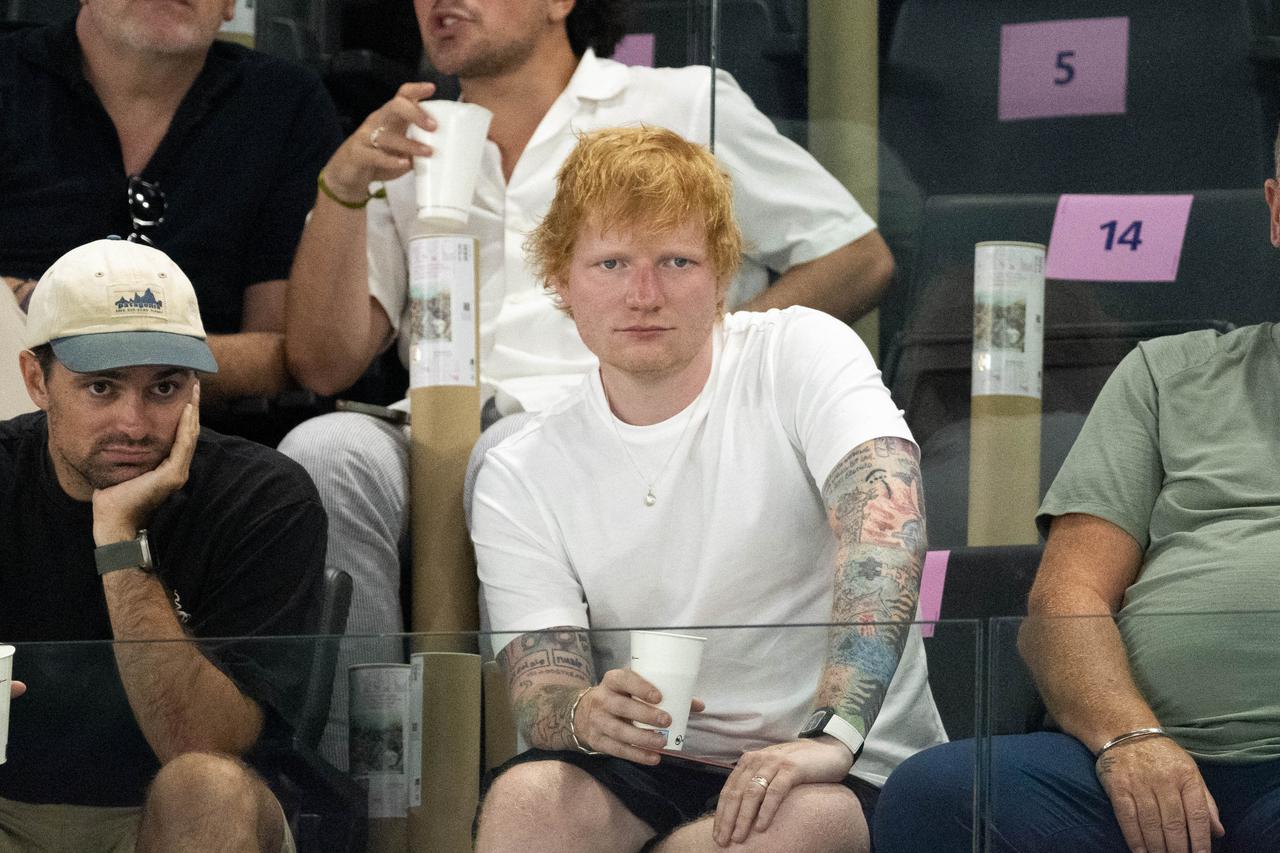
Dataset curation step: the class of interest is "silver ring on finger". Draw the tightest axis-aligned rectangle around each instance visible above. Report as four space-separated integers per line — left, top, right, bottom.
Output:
369 125 386 150
750 775 770 790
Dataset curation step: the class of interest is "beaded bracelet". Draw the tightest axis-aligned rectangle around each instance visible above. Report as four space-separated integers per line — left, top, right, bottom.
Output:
568 686 601 755
1095 726 1169 760
316 171 387 209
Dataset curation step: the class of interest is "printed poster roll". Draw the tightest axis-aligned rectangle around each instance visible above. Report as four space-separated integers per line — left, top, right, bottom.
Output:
968 242 1044 546
349 664 411 853
408 229 481 646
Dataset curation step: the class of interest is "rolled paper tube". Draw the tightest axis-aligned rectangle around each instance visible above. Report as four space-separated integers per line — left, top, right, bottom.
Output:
407 653 482 852
407 229 482 647
968 242 1044 546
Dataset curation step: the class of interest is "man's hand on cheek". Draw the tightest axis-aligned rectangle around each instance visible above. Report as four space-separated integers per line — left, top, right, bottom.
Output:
92 381 201 546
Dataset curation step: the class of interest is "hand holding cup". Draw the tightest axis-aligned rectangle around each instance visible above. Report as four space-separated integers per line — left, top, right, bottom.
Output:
572 669 705 765
320 81 439 204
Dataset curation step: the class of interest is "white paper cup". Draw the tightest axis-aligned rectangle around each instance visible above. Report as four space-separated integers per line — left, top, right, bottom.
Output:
629 631 705 750
0 645 14 765
406 100 493 229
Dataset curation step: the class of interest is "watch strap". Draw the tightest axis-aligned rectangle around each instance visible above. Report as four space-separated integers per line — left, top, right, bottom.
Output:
800 707 865 761
95 530 152 575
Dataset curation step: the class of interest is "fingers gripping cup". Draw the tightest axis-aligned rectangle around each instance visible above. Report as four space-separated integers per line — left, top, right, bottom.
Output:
0 646 13 764
406 101 493 229
629 631 705 751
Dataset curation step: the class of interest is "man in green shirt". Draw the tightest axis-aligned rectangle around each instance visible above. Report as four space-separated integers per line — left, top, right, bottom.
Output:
874 139 1280 852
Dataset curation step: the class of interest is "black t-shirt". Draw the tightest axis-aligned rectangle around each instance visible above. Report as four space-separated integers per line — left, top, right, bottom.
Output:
0 412 327 806
0 19 342 332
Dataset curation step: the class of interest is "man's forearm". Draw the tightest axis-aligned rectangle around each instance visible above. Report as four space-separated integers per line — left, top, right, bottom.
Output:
740 231 894 323
1019 609 1159 752
497 628 595 751
1017 515 1159 751
103 569 264 763
201 332 289 402
815 437 926 737
285 193 384 396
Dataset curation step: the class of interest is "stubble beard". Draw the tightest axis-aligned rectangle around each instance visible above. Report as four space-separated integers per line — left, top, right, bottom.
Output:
59 438 168 493
430 28 540 80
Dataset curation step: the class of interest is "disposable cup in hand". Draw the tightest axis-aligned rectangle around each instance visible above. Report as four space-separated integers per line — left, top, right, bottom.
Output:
406 100 493 229
0 646 14 765
629 630 705 751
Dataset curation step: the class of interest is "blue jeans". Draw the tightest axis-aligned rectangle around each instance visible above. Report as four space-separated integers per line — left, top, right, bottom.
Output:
874 732 1280 852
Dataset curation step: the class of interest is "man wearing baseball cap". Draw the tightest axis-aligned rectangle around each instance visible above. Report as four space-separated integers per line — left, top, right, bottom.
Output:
0 239 326 851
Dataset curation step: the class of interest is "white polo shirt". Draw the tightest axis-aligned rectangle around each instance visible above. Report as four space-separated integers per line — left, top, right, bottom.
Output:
366 50 876 414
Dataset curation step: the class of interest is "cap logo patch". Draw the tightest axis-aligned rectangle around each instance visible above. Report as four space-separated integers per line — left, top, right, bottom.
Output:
111 286 165 316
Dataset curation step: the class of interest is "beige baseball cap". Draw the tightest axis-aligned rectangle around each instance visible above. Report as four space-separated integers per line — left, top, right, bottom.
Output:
25 239 218 374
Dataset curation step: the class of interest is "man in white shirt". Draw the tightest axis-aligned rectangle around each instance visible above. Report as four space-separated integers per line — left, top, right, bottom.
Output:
470 126 942 852
277 0 895 766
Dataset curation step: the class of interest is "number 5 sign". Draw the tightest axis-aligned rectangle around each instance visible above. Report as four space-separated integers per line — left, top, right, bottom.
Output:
1045 194 1195 282
999 16 1129 121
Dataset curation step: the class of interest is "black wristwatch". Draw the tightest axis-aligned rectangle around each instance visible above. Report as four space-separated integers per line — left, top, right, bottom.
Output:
798 707 865 761
95 530 153 575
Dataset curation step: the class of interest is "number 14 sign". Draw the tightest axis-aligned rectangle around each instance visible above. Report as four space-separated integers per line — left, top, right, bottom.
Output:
1045 194 1195 282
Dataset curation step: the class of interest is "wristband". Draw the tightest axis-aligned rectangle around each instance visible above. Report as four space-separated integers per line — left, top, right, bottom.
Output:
568 686 600 755
316 171 386 209
1095 726 1169 760
798 706 865 762
94 529 153 575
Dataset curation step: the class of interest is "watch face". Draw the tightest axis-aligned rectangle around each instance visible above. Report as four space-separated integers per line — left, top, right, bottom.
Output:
802 709 828 734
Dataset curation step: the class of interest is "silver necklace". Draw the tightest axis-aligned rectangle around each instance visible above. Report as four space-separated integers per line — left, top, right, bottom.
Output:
604 391 698 508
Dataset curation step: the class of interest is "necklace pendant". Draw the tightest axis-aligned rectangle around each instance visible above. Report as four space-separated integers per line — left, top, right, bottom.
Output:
644 489 657 507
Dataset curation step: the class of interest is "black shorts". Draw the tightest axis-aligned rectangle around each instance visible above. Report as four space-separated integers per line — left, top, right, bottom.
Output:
482 748 880 846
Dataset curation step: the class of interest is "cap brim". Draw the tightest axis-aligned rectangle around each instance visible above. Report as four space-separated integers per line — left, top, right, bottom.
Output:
51 331 219 374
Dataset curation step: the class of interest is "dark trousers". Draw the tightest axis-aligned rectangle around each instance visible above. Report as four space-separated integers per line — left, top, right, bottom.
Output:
873 732 1280 852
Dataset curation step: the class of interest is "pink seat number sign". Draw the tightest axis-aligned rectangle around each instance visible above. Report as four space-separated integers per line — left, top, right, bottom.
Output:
1046 194 1194 282
613 34 656 68
999 16 1129 121
917 550 950 639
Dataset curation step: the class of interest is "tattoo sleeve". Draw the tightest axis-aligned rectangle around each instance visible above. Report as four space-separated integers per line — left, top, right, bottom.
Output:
496 627 597 751
816 436 928 737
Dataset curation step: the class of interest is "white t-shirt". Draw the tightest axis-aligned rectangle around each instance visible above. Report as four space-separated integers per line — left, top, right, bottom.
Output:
366 50 876 414
473 307 947 786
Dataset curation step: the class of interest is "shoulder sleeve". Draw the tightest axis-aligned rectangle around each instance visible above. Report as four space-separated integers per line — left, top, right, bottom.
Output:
710 70 877 272
769 309 913 487
190 492 327 731
366 179 411 337
1036 346 1163 547
245 71 343 286
472 447 589 651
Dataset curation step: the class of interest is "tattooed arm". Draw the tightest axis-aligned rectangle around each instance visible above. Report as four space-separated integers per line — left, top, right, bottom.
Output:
496 627 677 762
814 435 927 739
710 436 927 847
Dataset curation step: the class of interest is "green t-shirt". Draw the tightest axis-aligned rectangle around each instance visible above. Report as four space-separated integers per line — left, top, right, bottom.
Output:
1037 324 1280 763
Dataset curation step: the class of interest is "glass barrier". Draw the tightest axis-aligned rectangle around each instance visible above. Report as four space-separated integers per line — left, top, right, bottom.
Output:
0 619 980 852
977 612 1280 852
702 1 1280 554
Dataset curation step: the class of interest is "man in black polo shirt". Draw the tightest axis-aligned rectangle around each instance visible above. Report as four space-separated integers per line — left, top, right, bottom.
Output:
0 0 342 414
0 239 326 851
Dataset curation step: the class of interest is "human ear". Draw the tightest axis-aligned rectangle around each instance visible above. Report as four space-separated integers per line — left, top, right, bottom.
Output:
18 350 50 412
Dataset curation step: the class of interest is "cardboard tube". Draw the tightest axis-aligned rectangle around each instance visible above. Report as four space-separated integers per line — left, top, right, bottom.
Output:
967 395 1041 545
968 242 1044 546
409 386 479 642
481 659 518 771
407 232 481 646
407 652 482 853
349 664 412 853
